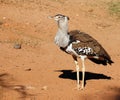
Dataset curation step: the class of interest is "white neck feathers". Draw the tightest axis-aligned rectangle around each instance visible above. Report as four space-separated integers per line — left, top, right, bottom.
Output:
54 17 70 48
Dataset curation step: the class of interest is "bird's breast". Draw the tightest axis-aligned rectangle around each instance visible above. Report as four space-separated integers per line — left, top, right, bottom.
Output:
54 33 70 48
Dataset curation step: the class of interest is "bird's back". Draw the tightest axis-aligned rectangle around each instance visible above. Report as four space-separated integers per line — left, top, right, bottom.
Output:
68 30 114 65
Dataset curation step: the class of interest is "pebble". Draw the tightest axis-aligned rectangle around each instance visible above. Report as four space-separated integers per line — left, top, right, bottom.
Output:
41 86 48 90
14 43 21 49
25 68 32 71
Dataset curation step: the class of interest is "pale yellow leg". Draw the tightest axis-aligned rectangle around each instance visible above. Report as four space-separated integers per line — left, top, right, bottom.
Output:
81 57 85 90
73 55 86 90
74 60 80 90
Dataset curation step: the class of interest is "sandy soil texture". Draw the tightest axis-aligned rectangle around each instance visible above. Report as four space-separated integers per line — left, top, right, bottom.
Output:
0 0 120 100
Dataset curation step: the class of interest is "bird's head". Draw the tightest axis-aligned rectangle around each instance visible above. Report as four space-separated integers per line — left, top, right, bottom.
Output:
48 14 70 22
48 14 69 31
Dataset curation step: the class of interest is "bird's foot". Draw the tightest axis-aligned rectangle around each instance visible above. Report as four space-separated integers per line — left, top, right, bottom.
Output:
80 86 84 90
74 85 84 90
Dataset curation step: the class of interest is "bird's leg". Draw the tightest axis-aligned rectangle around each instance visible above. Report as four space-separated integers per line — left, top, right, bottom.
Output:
81 56 85 90
72 56 80 90
75 60 80 89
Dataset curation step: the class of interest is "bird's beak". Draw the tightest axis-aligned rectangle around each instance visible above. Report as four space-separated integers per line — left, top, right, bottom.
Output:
48 16 54 19
48 16 58 21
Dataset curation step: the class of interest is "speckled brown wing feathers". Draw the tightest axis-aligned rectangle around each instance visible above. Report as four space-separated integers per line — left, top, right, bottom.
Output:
68 30 114 65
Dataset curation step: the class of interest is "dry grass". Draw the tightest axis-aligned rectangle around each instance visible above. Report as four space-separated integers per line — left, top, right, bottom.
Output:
108 1 120 19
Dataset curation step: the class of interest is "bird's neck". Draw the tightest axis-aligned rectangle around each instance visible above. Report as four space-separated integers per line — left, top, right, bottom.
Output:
58 21 68 33
55 21 70 48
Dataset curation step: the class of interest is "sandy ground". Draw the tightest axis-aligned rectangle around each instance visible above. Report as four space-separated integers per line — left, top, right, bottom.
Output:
0 0 120 100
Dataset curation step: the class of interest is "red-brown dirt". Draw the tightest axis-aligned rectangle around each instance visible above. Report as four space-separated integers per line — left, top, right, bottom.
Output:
0 0 120 100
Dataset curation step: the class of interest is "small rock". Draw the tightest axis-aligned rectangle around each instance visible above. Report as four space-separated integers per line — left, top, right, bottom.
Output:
88 9 94 12
25 68 32 71
41 86 48 90
14 43 21 49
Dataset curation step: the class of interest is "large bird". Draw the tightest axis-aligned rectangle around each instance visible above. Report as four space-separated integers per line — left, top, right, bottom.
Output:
49 14 113 90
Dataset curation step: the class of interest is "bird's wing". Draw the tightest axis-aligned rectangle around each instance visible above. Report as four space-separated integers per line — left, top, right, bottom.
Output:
68 30 113 65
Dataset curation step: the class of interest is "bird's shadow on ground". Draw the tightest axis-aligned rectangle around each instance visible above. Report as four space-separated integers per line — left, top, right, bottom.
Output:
55 70 111 86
